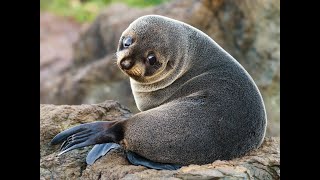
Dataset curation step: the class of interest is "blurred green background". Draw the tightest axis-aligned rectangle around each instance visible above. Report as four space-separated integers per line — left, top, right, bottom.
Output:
40 0 170 22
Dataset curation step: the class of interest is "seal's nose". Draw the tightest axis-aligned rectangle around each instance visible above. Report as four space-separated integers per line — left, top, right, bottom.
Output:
120 59 134 70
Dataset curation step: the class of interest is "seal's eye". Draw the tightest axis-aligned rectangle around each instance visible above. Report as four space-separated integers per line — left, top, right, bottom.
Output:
147 54 157 65
123 37 132 48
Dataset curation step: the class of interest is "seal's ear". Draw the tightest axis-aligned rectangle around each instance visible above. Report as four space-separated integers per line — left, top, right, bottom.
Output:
167 60 174 69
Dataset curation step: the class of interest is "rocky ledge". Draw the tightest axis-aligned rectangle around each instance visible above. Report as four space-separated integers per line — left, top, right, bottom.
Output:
40 101 280 179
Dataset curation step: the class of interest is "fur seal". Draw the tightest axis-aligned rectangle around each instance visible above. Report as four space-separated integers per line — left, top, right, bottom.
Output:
51 15 267 167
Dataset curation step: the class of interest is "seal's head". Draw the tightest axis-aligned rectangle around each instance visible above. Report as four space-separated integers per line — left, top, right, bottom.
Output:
116 15 190 85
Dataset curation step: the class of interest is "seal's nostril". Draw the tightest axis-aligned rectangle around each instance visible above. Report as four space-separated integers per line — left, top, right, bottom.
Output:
120 59 134 70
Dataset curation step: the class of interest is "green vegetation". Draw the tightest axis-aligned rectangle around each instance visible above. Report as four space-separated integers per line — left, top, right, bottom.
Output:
40 0 170 23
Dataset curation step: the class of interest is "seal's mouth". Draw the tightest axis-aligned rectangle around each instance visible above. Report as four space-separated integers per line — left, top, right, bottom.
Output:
117 60 145 80
126 64 143 77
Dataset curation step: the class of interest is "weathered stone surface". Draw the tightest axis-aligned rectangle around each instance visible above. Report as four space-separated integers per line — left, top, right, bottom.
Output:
40 0 280 135
40 101 280 179
40 54 139 111
40 12 82 104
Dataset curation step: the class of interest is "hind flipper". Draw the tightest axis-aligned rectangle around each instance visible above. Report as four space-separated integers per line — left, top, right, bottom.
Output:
50 121 120 155
86 143 121 165
126 151 181 170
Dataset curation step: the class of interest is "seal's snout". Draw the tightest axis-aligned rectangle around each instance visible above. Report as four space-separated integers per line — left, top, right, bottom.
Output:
120 59 135 70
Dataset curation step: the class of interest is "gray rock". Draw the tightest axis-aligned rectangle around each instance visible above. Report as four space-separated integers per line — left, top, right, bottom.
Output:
40 101 280 179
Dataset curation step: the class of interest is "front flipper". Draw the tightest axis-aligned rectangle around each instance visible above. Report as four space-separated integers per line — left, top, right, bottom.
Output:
86 143 121 165
50 121 118 155
126 151 182 170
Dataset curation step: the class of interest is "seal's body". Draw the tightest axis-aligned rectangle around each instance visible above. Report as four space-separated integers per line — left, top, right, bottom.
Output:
51 15 267 166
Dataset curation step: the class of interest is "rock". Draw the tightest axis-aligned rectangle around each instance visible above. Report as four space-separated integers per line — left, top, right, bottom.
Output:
72 0 280 87
40 12 82 104
40 54 138 112
72 4 153 67
40 0 280 135
40 101 280 179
